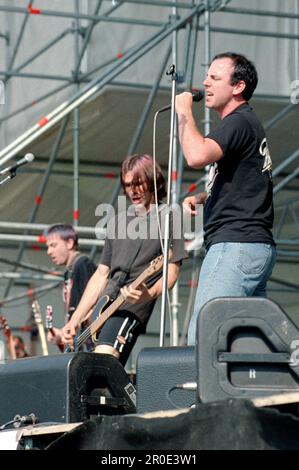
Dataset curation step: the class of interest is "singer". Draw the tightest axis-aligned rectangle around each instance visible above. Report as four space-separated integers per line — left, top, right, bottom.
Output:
175 52 276 345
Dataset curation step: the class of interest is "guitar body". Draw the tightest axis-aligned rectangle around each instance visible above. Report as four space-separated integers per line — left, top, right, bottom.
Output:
66 296 111 353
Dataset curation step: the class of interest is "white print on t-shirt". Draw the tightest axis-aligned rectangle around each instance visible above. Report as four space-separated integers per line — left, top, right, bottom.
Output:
206 163 218 196
259 138 272 173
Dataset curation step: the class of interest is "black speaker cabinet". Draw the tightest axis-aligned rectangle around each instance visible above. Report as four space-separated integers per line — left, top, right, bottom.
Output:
0 352 136 425
197 297 299 403
136 346 196 413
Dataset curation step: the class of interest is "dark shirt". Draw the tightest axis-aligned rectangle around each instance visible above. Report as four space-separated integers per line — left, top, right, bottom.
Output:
204 103 275 250
64 254 97 319
100 204 188 325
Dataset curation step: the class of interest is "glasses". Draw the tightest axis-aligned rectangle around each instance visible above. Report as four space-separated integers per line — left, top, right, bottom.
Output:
123 180 145 190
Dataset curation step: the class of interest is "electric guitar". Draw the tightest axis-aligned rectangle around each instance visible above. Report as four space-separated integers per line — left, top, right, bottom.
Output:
71 253 164 352
45 305 64 353
32 300 49 356
0 315 16 360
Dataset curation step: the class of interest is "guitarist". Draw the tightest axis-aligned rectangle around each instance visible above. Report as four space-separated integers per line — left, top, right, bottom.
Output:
61 154 188 366
44 223 96 350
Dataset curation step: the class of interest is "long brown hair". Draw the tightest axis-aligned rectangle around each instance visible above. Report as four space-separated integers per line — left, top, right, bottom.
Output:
120 154 166 201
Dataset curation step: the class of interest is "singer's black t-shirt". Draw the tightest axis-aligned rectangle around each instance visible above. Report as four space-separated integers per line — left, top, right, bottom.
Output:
203 103 275 250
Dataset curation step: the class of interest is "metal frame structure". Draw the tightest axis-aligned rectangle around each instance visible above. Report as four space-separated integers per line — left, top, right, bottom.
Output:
0 0 299 345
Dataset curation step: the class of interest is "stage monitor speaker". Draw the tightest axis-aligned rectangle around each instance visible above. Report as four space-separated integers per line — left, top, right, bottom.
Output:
197 297 299 403
136 346 196 413
0 352 136 426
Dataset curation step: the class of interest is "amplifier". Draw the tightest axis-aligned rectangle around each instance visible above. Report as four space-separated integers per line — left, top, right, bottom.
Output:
197 297 299 403
136 346 196 413
0 352 136 425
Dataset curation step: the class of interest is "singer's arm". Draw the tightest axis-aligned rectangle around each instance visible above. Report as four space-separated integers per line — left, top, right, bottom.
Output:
175 92 223 168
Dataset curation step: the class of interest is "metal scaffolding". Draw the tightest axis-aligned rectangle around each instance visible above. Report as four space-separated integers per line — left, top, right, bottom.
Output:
0 0 299 349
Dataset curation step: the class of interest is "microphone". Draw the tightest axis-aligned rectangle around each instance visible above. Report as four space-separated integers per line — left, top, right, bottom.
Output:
189 89 205 102
158 89 204 114
0 153 35 176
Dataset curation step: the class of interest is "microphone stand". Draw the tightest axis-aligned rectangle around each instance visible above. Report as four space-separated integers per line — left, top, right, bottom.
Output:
159 64 177 347
0 169 17 186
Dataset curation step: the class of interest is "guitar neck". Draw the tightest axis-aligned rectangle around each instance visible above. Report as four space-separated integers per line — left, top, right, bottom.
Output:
7 334 16 360
33 302 49 356
37 323 49 356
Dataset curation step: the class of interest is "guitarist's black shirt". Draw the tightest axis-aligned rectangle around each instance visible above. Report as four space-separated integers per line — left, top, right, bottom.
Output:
99 204 188 325
64 254 96 320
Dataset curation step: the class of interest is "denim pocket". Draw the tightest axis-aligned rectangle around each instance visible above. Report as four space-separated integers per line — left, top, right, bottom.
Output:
237 243 273 276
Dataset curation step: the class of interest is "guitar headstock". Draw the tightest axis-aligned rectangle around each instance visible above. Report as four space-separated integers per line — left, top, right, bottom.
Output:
45 305 53 330
146 249 173 278
147 254 164 276
0 315 11 338
32 300 42 325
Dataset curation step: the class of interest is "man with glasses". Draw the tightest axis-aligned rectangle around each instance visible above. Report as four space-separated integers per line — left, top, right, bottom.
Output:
61 154 187 365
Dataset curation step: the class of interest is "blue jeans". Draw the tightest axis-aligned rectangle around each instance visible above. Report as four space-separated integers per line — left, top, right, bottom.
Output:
187 242 277 345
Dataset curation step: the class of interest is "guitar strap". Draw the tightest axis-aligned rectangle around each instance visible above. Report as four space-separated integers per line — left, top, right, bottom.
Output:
109 237 143 302
65 252 85 277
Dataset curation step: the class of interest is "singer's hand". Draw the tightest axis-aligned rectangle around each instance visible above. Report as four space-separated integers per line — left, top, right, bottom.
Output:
175 92 193 115
183 192 207 215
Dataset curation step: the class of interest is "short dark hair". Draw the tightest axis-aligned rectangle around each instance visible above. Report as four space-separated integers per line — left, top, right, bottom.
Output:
213 52 258 101
44 224 78 249
120 154 166 201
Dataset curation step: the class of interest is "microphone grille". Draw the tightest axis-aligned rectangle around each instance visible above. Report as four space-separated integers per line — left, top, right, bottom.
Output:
191 89 204 102
25 153 35 163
